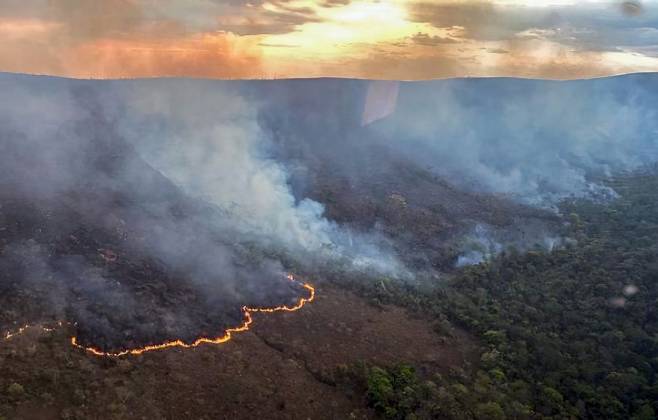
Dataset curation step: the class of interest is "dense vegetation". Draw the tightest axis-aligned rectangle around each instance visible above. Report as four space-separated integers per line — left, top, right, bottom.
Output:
344 170 658 419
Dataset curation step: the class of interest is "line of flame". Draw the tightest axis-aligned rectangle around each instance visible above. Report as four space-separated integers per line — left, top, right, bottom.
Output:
72 281 315 357
4 321 64 340
3 276 315 358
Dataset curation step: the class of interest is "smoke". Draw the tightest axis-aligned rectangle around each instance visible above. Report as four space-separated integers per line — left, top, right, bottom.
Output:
369 76 658 207
103 79 406 276
3 72 658 346
455 223 563 267
0 75 309 348
455 224 503 267
0 73 412 351
0 72 405 311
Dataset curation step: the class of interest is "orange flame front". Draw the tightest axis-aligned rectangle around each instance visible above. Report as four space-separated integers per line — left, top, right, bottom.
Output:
72 282 314 357
3 275 315 358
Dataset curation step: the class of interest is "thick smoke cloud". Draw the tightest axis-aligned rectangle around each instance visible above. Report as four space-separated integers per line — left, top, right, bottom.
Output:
101 79 406 276
370 76 658 207
0 74 407 349
0 75 311 347
0 74 404 290
229 76 657 267
2 72 658 343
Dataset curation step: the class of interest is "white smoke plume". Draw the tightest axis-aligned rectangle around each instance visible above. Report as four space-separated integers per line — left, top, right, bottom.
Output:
455 223 563 267
105 79 407 277
369 76 658 207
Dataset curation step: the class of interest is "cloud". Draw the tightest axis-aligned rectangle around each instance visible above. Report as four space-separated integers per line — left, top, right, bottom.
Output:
216 6 322 36
0 0 49 19
409 1 658 54
0 29 264 78
487 47 509 54
621 1 644 16
0 0 656 79
320 0 352 7
0 0 265 78
408 1 528 41
410 32 459 46
47 0 144 40
0 0 319 78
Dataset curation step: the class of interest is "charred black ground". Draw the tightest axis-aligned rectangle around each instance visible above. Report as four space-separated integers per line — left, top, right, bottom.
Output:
0 86 304 353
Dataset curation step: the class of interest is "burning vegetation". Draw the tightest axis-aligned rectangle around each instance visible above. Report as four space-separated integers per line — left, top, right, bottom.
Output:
0 81 320 358
2 73 658 419
3 277 314 357
69 278 315 357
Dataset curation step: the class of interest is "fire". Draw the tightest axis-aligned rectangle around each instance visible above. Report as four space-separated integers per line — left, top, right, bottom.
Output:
4 325 31 340
3 275 315 358
3 321 64 340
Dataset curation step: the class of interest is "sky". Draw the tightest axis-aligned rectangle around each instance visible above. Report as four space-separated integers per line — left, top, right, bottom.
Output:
0 0 657 80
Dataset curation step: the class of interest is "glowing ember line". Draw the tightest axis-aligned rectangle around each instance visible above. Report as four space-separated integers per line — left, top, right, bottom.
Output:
70 312 253 357
71 281 314 357
3 321 65 340
4 325 30 340
3 275 315 358
72 280 315 357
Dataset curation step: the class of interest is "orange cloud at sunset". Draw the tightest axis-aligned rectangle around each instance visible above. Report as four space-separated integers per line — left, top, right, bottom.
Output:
0 0 656 80
65 34 262 79
0 28 262 78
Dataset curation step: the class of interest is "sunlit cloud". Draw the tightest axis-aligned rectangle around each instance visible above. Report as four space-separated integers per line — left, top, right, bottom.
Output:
0 0 656 79
0 18 61 38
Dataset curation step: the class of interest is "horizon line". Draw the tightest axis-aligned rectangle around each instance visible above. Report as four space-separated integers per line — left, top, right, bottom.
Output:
1 70 656 84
